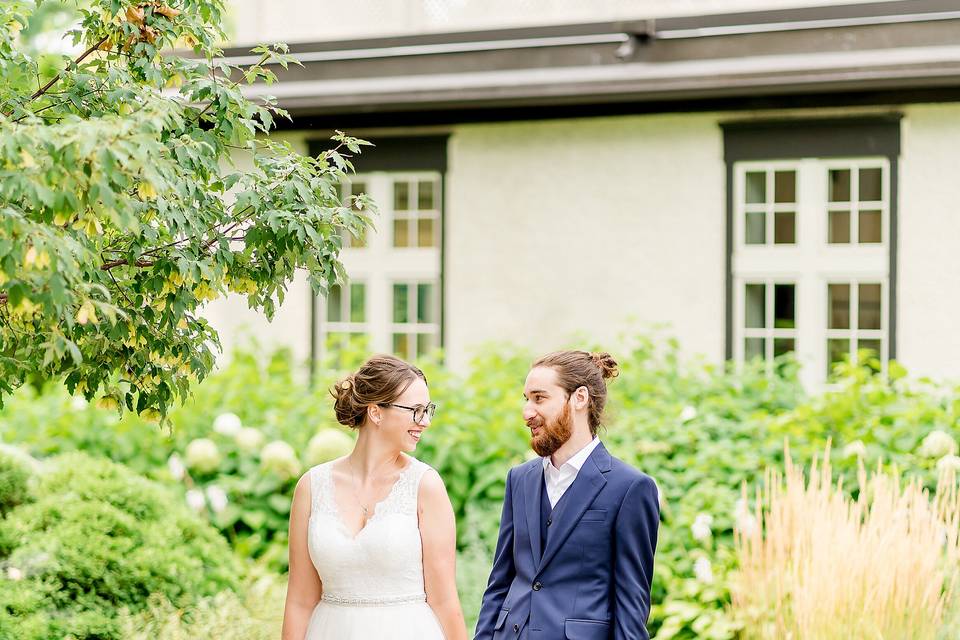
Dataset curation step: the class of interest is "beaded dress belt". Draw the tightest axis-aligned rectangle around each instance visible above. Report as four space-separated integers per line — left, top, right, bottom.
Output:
321 592 427 607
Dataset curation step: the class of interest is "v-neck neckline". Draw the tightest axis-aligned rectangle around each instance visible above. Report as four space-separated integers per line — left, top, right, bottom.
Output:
329 456 412 541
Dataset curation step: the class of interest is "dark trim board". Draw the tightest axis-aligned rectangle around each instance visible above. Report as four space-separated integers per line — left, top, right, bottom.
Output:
721 116 901 362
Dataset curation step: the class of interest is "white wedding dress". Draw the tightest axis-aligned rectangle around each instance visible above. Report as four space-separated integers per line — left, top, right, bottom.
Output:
303 456 446 639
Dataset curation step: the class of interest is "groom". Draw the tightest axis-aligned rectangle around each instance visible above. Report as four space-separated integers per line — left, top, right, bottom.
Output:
475 350 660 640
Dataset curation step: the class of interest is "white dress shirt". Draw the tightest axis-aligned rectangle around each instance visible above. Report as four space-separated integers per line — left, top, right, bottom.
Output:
542 437 601 508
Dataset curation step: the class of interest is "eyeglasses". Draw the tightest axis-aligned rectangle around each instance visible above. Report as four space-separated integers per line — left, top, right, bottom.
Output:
380 402 437 425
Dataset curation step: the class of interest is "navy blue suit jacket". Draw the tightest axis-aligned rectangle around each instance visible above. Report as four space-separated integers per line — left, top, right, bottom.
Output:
474 442 660 640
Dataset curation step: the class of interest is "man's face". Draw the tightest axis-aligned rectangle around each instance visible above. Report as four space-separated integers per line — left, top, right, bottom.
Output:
523 366 573 457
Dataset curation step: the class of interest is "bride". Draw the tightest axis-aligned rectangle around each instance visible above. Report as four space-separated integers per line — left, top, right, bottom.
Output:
281 355 467 639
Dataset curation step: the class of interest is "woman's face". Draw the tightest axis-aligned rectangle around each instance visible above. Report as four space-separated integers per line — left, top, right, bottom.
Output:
375 377 432 453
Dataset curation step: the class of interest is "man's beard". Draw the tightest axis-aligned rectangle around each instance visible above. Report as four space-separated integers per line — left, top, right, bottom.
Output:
528 401 573 457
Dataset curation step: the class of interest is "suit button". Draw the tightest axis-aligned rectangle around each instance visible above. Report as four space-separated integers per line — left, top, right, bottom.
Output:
513 624 519 632
546 518 552 526
532 581 542 591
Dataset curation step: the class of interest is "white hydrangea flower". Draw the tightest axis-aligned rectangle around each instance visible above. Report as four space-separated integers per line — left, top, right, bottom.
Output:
6 567 22 581
70 395 88 411
167 453 186 481
305 430 354 466
205 485 229 513
918 430 958 459
235 427 265 453
261 440 301 480
733 498 758 536
185 438 221 474
691 513 713 542
694 557 714 583
213 412 242 436
185 489 206 512
0 443 40 474
936 454 960 474
680 406 698 423
842 440 867 459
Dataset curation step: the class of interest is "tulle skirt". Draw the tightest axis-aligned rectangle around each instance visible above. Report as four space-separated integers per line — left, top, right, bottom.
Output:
304 599 445 639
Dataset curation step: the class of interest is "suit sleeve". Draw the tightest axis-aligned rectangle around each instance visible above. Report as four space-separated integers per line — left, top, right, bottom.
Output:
613 475 660 640
473 467 516 640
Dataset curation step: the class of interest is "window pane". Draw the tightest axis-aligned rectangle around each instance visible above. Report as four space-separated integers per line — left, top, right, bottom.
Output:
745 337 766 361
859 210 882 244
326 285 342 322
746 212 766 245
416 333 434 358
418 218 436 247
858 284 882 330
393 181 409 211
350 181 366 210
829 210 851 244
393 284 409 323
417 283 434 323
774 171 796 203
393 219 409 247
858 338 882 360
774 211 795 244
829 169 851 202
393 333 410 358
859 168 882 201
774 284 795 329
349 283 365 322
828 284 850 330
774 338 795 357
745 172 766 204
745 284 766 329
417 180 435 210
828 338 850 376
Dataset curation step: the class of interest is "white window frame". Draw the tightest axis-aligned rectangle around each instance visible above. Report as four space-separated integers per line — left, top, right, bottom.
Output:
732 157 890 387
317 171 442 360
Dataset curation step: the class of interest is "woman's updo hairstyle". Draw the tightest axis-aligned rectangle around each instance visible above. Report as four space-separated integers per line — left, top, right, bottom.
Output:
331 355 427 428
532 350 619 435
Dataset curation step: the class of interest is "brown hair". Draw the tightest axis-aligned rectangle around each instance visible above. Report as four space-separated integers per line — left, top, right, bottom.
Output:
532 350 619 435
331 355 427 428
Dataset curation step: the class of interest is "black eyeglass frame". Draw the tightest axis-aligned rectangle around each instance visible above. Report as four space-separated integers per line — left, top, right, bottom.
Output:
379 402 437 424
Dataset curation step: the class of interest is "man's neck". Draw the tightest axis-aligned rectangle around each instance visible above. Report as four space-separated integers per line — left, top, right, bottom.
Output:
550 429 595 469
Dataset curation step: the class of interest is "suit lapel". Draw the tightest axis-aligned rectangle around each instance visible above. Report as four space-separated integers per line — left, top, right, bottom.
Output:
523 462 543 562
537 442 610 572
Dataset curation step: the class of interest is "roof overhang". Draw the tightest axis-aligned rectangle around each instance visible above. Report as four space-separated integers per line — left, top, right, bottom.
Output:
205 0 960 125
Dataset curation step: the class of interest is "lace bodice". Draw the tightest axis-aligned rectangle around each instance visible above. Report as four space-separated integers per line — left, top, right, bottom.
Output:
307 456 432 606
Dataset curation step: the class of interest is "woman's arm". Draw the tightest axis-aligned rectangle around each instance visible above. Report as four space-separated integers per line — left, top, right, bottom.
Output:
419 469 468 640
281 472 323 640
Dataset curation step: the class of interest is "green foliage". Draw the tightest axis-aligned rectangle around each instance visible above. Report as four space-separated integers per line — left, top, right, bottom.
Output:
3 338 959 638
0 452 242 640
0 0 374 421
0 445 33 515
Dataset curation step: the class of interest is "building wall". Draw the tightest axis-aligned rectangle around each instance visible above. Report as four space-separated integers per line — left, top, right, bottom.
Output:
443 114 727 370
225 0 899 46
206 105 960 384
897 103 960 381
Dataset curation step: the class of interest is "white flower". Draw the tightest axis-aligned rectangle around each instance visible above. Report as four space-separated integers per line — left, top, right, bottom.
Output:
305 430 354 466
918 430 958 459
693 557 714 583
167 453 186 481
6 567 22 581
70 395 88 411
185 438 221 474
235 427 265 452
185 489 206 512
936 454 960 474
213 412 242 436
691 513 713 542
205 485 229 513
734 498 758 536
0 443 40 474
261 440 300 480
680 406 698 423
843 440 867 459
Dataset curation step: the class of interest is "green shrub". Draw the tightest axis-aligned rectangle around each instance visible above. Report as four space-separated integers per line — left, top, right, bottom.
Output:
0 453 242 640
0 444 34 516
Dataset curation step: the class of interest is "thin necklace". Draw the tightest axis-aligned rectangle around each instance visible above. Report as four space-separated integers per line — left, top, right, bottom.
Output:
346 456 371 521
